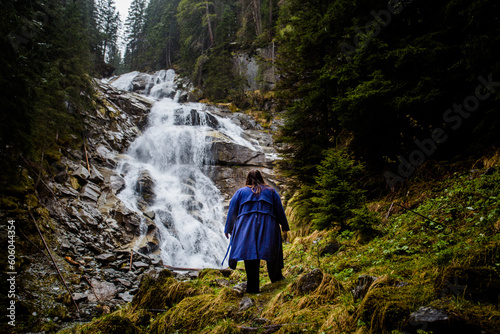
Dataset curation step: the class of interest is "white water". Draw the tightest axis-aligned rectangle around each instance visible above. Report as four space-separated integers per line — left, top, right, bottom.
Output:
111 70 258 268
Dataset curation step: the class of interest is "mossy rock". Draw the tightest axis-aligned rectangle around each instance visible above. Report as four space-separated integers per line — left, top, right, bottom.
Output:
131 269 198 310
435 266 500 304
149 287 242 333
79 314 141 334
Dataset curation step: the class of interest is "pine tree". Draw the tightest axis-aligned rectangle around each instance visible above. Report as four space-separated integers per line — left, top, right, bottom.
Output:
124 0 147 70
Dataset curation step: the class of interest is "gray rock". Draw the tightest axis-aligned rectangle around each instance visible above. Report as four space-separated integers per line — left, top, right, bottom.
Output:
233 282 247 296
73 166 90 180
73 292 87 302
96 253 117 262
133 261 149 269
118 291 134 302
89 165 105 184
80 181 101 202
110 175 126 193
408 307 449 333
87 279 117 302
116 278 132 288
144 211 155 220
239 296 255 311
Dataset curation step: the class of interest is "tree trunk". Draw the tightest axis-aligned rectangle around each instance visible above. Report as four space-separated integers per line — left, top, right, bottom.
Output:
205 0 214 47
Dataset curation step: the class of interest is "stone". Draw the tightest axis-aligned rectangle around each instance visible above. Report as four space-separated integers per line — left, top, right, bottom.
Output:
96 253 117 262
110 175 126 193
73 166 90 181
80 181 101 202
135 170 156 206
77 208 99 226
239 296 255 311
116 278 132 288
232 282 247 296
87 279 117 302
144 211 155 220
133 261 149 269
118 291 134 302
295 268 323 294
352 275 378 300
407 307 449 333
73 293 87 302
89 165 105 184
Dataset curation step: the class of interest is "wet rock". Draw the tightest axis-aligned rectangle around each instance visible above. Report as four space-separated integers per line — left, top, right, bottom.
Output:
73 166 90 181
87 279 117 302
110 175 126 193
239 296 255 311
80 181 101 202
89 165 105 184
56 183 80 198
144 211 155 220
96 253 117 263
135 170 156 206
295 268 323 294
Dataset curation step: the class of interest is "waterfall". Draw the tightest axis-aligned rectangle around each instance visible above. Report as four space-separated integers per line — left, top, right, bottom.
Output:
111 69 256 268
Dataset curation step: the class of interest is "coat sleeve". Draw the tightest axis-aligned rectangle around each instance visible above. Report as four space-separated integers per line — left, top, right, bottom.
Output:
273 190 290 231
224 189 241 234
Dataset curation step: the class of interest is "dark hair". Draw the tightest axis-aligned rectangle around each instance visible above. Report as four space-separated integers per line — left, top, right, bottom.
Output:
245 170 269 195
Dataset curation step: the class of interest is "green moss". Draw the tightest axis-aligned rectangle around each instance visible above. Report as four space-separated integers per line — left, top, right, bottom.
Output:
79 314 141 334
150 287 242 333
131 269 199 310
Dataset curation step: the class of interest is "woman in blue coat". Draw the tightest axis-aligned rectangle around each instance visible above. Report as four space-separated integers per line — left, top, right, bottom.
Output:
223 170 290 293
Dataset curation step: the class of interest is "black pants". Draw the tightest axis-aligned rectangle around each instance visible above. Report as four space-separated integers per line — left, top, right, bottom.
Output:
244 259 285 293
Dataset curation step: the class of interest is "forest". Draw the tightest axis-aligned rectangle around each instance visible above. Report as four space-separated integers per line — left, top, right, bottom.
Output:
1 0 499 333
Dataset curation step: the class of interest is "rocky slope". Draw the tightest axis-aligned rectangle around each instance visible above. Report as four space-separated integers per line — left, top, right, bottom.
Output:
10 72 282 330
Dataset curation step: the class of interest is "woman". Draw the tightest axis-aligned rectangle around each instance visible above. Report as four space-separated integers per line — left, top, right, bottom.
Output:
223 170 290 293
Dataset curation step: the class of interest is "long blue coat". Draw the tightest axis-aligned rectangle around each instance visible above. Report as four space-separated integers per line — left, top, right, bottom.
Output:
223 186 289 268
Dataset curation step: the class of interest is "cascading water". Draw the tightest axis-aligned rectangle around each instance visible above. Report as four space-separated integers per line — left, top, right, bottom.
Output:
111 69 257 268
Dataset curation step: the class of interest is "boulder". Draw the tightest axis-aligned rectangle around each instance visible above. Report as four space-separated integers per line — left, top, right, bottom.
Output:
87 279 117 302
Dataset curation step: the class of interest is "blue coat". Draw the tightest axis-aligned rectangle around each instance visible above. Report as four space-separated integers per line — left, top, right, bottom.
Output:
223 186 289 268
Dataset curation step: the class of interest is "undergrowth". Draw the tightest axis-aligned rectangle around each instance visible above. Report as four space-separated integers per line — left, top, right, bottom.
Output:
57 162 500 334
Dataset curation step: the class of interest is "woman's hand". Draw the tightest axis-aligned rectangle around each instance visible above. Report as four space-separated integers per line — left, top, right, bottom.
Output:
282 230 288 242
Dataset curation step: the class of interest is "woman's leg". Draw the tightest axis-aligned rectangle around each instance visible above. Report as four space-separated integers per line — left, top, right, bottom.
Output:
267 260 285 283
244 259 260 293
